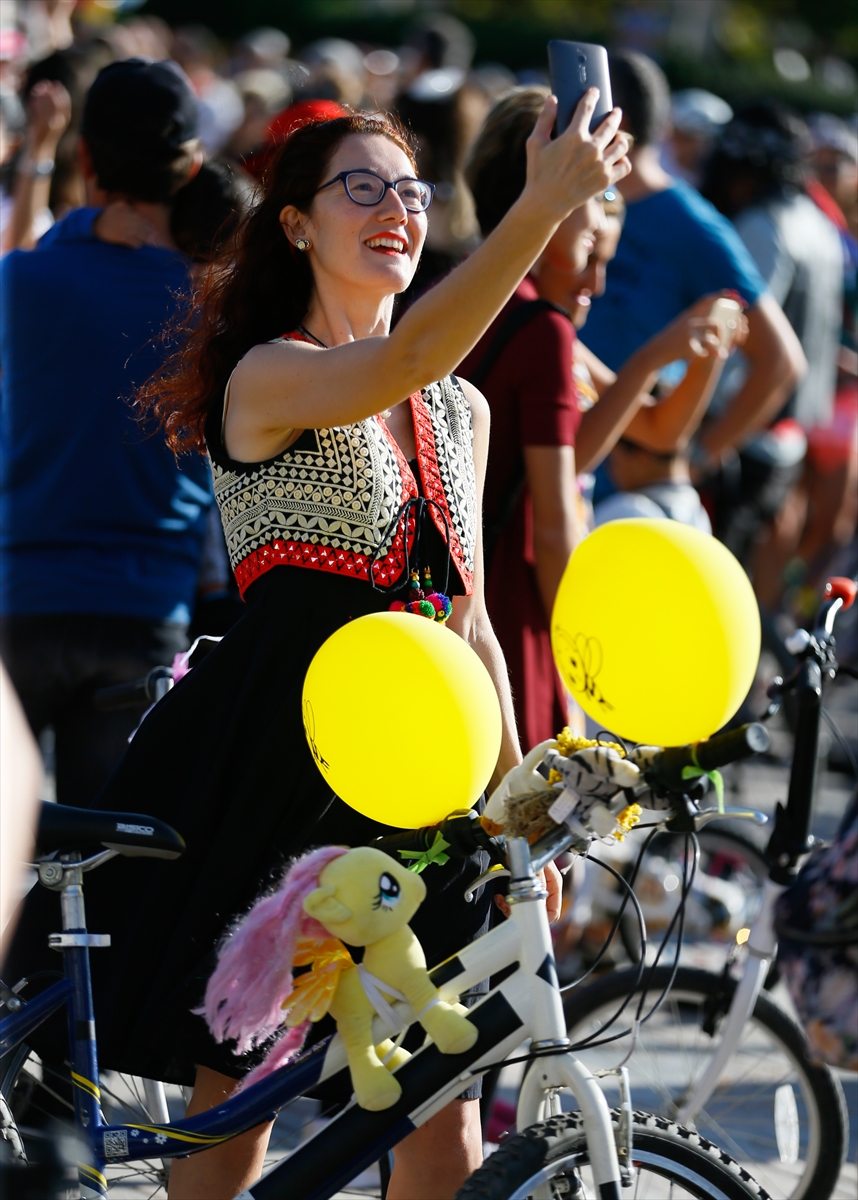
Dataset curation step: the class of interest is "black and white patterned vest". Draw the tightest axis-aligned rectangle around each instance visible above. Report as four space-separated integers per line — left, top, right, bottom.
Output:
209 367 477 599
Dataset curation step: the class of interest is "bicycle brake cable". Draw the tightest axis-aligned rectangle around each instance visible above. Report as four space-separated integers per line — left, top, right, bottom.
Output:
565 831 699 1055
633 832 699 1027
559 857 648 1050
558 827 657 995
821 706 857 778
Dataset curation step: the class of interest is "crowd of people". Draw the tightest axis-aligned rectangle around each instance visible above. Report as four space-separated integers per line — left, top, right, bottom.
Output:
0 5 856 1199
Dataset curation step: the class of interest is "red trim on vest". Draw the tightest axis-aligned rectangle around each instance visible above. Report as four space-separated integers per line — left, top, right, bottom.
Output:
409 390 471 592
230 333 472 598
233 527 413 598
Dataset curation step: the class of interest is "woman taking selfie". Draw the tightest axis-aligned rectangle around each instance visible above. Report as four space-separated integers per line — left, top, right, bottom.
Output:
8 93 629 1200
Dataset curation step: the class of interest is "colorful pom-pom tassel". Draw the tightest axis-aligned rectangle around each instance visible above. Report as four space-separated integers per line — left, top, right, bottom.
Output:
388 566 452 623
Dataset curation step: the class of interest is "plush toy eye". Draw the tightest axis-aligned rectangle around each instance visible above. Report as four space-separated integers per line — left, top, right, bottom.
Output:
373 872 402 911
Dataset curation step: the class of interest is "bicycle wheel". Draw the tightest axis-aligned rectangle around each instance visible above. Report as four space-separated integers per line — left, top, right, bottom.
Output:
0 1044 325 1194
563 967 848 1199
456 1110 770 1199
0 1044 176 1194
619 828 770 967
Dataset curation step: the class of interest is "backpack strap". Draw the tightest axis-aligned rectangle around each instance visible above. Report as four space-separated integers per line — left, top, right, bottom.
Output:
466 298 569 567
468 297 568 389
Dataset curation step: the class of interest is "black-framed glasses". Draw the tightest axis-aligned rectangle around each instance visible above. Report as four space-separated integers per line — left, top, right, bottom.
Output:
316 170 435 212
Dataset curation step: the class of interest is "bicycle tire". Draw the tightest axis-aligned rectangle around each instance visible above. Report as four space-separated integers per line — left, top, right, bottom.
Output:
618 827 770 969
0 1089 26 1166
456 1109 771 1200
563 966 848 1200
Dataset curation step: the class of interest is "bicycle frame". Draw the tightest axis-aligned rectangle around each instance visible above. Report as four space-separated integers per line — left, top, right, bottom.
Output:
677 601 836 1127
0 838 624 1200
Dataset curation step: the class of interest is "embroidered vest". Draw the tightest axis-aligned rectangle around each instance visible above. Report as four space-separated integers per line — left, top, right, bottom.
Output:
210 374 477 599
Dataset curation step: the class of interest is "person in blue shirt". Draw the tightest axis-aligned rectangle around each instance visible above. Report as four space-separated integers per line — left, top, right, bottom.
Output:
584 51 805 483
0 59 213 807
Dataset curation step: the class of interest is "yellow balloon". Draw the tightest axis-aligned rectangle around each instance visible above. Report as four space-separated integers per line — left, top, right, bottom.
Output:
302 612 502 827
551 519 760 746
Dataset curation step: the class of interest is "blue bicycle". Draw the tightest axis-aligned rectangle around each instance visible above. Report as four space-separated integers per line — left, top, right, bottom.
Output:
1 729 775 1200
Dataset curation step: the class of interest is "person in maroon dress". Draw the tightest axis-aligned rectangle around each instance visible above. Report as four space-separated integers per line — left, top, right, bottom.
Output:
457 269 583 748
460 88 737 748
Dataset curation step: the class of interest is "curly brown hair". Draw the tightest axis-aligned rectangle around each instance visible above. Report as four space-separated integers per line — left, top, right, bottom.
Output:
138 112 418 455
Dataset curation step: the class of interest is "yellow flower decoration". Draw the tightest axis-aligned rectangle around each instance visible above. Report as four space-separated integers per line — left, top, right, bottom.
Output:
613 803 642 842
547 727 627 783
283 936 353 1026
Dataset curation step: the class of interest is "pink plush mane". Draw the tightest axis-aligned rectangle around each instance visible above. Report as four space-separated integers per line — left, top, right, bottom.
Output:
199 845 348 1080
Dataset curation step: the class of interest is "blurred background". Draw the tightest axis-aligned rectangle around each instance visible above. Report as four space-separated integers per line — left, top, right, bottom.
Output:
3 0 855 300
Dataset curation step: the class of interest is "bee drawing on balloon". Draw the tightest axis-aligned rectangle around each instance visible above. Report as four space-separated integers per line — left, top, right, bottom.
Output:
303 699 330 773
554 628 614 711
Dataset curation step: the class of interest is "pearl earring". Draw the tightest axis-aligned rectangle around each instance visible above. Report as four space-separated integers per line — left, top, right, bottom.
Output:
295 237 311 251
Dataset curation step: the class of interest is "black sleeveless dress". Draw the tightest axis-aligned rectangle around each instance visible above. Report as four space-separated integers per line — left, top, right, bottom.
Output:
7 379 496 1088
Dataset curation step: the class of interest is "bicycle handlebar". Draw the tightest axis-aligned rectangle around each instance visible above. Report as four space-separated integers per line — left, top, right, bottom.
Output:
642 723 770 793
377 725 771 877
374 811 504 864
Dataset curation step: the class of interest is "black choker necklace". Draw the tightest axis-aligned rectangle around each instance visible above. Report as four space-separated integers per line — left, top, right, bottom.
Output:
297 323 328 348
296 322 391 418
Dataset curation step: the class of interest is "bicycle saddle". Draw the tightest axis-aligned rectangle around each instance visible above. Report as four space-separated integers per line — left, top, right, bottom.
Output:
35 802 186 860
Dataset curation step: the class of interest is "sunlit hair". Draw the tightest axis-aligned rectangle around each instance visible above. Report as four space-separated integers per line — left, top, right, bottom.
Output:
198 845 348 1090
466 86 549 236
137 112 418 455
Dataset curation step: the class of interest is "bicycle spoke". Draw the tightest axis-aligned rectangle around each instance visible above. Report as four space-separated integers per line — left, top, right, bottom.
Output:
692 1107 752 1164
18 1073 75 1114
708 1068 795 1123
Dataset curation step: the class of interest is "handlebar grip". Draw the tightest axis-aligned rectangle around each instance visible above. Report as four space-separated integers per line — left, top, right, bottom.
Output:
374 812 503 862
93 667 172 712
645 723 770 792
93 678 152 711
694 723 770 771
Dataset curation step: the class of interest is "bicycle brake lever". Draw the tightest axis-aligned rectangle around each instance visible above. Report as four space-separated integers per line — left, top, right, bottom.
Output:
464 866 510 902
695 806 768 828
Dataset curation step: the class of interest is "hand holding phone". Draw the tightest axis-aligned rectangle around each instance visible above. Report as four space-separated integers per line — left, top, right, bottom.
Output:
708 297 744 348
548 40 613 135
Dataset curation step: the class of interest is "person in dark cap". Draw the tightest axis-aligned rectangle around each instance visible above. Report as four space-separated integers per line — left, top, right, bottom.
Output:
0 58 213 808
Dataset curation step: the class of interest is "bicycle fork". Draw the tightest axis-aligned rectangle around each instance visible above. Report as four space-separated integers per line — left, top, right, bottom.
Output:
507 838 624 1200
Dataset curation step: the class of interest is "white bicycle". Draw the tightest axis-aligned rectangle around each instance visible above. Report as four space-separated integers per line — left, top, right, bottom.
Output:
560 578 856 1199
0 724 776 1199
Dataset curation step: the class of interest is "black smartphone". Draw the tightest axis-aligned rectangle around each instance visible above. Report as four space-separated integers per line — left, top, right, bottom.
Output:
548 40 613 135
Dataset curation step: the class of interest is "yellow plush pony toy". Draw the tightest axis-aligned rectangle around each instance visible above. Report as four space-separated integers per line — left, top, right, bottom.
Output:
200 845 478 1111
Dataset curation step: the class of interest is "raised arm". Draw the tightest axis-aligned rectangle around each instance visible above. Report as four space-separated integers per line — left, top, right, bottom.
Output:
575 294 737 471
228 93 630 445
2 81 70 254
696 293 806 462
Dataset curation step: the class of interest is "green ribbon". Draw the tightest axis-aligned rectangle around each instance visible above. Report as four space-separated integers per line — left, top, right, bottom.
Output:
682 748 725 813
399 832 451 874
